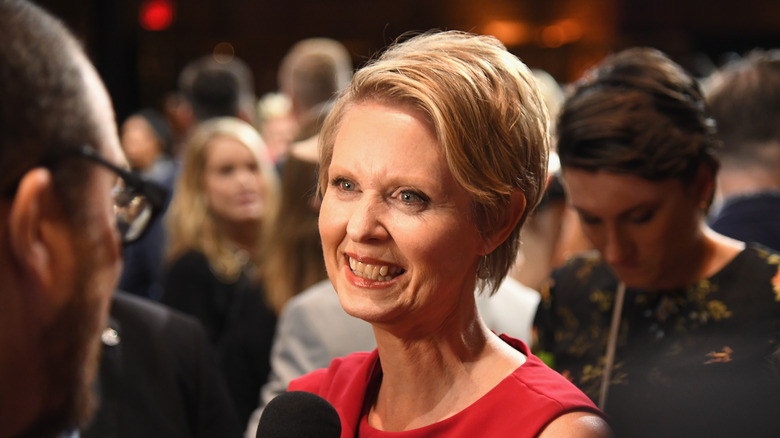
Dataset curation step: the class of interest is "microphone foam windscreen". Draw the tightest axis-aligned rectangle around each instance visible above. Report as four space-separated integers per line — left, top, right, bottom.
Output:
257 391 342 438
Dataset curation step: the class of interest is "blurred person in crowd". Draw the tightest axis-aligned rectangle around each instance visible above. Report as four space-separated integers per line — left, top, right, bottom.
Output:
121 54 259 301
531 68 566 126
118 108 176 299
162 91 193 151
258 146 325 316
179 54 258 126
510 171 569 291
162 117 280 426
259 38 354 318
706 49 780 251
168 54 258 158
120 108 175 184
535 47 780 437
0 0 161 435
82 291 243 438
288 30 610 437
256 92 297 164
278 37 353 147
509 69 583 292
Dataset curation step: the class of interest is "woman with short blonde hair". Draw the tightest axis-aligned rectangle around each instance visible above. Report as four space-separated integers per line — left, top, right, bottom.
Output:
290 31 609 437
318 31 549 295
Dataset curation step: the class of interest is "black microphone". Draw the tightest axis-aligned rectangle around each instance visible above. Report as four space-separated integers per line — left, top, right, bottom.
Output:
257 391 342 438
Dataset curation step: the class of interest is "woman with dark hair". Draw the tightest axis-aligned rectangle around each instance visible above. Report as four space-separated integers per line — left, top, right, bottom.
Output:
535 47 780 437
118 108 176 299
120 109 174 182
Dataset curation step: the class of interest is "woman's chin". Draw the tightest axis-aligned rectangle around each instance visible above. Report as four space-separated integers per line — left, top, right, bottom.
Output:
336 288 399 324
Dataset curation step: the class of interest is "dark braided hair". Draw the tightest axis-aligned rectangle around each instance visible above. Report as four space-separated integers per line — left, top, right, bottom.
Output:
557 47 720 185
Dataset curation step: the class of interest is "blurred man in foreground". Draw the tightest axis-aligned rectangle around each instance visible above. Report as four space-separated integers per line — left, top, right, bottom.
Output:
0 0 154 436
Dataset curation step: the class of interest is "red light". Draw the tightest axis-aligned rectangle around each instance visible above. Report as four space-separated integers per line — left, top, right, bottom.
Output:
140 0 175 31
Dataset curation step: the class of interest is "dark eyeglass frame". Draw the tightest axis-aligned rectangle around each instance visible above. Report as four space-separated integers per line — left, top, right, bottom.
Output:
6 145 168 245
66 145 168 244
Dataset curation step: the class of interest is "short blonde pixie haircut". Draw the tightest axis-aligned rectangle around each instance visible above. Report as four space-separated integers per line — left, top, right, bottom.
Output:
318 30 550 294
167 117 280 282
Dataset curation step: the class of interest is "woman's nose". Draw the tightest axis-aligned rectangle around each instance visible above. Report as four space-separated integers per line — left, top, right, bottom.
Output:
237 168 257 188
603 226 631 265
346 194 389 242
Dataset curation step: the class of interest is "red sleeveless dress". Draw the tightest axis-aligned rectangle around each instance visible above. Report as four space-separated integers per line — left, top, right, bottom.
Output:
289 335 605 438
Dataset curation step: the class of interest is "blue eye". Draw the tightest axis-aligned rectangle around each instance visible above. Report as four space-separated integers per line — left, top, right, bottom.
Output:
331 177 355 191
399 190 426 205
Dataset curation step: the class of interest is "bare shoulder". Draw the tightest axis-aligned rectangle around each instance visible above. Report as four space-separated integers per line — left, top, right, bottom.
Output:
538 411 613 438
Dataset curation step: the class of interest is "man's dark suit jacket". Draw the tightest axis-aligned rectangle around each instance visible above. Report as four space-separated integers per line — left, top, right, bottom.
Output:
82 291 243 438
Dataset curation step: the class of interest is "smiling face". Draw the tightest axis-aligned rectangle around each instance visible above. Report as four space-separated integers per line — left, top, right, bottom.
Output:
203 135 267 225
563 167 707 290
318 102 484 333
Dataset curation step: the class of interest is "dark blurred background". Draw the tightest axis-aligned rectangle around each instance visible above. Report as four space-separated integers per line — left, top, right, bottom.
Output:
36 0 780 123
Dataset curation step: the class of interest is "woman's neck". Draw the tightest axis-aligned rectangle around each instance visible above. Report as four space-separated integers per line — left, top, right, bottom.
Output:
368 312 524 431
219 218 261 253
697 226 745 278
645 223 744 291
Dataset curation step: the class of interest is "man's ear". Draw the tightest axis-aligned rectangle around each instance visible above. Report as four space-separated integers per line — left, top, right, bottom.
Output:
482 189 527 255
8 168 61 291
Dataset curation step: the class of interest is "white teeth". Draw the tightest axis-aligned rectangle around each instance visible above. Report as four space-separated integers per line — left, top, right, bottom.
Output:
347 256 403 281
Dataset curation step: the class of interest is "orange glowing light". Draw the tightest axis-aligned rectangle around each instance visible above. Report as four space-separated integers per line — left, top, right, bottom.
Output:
482 20 531 46
541 19 583 48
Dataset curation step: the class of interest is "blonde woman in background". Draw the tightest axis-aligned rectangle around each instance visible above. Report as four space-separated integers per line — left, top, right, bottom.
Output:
162 117 280 426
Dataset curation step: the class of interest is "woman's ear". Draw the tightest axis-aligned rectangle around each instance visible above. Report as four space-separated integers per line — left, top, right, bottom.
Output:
482 189 527 255
692 162 716 206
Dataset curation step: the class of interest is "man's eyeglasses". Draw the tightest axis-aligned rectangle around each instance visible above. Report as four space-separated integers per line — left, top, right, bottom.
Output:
47 145 168 244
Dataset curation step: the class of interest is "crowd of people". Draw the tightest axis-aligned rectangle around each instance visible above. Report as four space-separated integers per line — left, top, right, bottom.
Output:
1 0 779 437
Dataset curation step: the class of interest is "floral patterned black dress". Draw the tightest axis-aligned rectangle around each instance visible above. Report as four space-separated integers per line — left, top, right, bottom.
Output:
535 243 780 437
